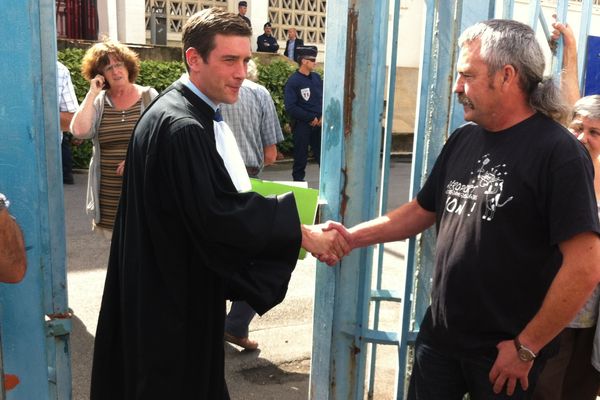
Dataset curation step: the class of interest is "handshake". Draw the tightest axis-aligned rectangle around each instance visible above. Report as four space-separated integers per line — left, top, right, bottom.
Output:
301 221 353 266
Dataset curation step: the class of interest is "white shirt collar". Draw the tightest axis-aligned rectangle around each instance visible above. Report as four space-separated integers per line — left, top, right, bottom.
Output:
179 73 220 111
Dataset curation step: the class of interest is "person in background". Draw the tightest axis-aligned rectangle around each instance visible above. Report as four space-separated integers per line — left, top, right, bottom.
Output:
0 192 26 392
284 45 322 182
0 193 26 283
70 39 158 237
324 19 600 399
532 19 600 400
283 28 304 61
257 22 279 53
89 8 348 399
220 59 285 350
237 1 251 27
57 61 79 184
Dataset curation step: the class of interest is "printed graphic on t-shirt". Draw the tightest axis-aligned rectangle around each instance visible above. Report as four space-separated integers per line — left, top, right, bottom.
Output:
444 154 513 221
301 88 311 101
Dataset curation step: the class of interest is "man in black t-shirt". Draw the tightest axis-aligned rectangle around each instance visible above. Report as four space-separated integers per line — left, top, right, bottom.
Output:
325 19 600 399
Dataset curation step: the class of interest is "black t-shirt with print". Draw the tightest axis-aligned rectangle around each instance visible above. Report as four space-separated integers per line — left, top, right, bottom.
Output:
416 112 600 357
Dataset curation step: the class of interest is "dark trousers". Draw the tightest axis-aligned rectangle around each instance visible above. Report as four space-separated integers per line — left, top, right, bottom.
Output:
292 122 321 181
61 135 73 179
225 301 256 337
408 333 546 400
532 327 600 400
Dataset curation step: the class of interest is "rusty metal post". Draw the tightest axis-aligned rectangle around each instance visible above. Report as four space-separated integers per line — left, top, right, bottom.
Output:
310 0 392 398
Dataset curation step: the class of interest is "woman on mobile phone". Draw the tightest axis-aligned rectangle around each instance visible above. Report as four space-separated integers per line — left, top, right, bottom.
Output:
71 39 158 237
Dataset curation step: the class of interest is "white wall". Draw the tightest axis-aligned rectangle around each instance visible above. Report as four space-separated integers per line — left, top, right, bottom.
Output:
118 0 146 44
97 0 118 40
393 0 425 68
97 0 146 43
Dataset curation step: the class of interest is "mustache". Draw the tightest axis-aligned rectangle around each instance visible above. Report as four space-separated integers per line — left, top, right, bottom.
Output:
457 94 474 108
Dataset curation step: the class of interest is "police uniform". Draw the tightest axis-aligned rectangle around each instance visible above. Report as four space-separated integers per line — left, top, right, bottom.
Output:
283 46 322 181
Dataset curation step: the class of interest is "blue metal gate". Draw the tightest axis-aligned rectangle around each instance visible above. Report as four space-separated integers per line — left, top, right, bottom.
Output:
312 0 595 399
0 0 71 399
584 35 600 95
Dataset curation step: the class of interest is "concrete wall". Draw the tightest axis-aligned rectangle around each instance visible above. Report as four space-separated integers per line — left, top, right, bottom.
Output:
57 38 183 61
98 0 151 44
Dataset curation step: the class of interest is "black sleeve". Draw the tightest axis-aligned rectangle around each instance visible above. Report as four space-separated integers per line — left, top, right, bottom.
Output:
163 122 302 313
416 141 453 212
545 146 600 245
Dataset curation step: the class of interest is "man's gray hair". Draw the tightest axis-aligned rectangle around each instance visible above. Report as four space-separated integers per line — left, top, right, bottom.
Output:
459 19 568 122
572 95 600 121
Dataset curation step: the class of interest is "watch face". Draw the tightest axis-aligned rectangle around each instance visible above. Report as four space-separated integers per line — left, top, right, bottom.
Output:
518 348 535 362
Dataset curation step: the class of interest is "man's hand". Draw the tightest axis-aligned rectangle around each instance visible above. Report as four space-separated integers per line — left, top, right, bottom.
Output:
116 160 125 176
309 117 320 127
488 340 533 396
549 14 576 54
313 221 353 265
301 223 350 266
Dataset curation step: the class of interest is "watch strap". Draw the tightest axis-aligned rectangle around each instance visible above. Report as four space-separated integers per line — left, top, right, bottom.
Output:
514 336 537 360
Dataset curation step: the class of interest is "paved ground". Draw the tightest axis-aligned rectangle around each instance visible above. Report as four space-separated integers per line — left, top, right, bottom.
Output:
65 159 412 400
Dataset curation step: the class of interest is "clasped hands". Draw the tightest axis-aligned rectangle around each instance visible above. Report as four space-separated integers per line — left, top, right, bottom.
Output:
301 221 352 266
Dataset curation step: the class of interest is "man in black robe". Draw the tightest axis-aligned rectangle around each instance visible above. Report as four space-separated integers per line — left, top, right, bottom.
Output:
90 8 347 400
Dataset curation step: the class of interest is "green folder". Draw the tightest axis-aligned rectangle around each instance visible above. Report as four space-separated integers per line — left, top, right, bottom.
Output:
250 178 319 259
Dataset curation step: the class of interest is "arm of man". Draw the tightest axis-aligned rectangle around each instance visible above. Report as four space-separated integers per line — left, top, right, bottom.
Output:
257 85 283 167
60 111 74 132
551 19 580 107
325 199 436 253
256 36 266 52
263 144 277 166
0 208 27 283
489 231 600 395
57 63 78 133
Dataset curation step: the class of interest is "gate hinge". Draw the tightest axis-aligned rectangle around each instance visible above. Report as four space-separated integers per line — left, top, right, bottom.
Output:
45 311 73 337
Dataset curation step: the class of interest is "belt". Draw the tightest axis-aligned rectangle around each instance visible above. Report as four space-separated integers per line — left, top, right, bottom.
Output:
246 166 260 178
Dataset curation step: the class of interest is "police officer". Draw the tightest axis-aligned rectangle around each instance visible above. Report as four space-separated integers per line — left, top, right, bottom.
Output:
284 46 322 181
257 22 279 53
237 1 251 27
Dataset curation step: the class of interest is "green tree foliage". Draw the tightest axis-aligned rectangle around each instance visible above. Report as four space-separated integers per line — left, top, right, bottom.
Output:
137 60 186 92
58 49 298 168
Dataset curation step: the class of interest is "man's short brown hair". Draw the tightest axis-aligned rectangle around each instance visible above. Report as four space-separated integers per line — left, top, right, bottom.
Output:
182 8 252 68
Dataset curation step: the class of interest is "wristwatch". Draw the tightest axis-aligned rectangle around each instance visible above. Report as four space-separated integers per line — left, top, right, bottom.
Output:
0 193 9 212
514 336 537 362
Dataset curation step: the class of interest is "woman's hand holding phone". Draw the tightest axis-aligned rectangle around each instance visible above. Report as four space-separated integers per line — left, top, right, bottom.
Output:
90 74 106 96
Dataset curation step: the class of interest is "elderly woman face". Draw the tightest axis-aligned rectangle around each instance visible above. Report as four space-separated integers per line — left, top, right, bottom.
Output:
570 114 600 158
101 54 130 89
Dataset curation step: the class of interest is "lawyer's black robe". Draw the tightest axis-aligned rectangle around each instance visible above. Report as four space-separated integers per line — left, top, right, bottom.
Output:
90 81 301 400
